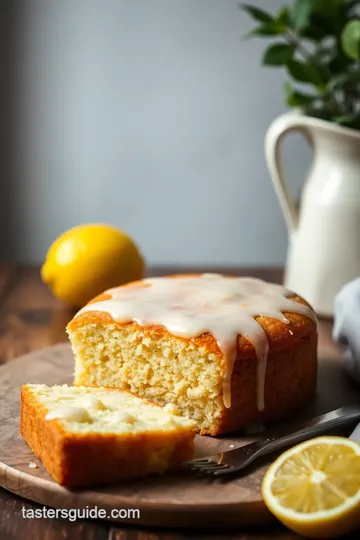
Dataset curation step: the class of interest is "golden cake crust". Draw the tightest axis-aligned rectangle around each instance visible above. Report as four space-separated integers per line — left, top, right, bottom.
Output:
68 275 315 359
20 385 195 487
217 329 317 433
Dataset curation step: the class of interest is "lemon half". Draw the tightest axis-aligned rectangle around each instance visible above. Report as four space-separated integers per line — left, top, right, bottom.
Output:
262 436 360 538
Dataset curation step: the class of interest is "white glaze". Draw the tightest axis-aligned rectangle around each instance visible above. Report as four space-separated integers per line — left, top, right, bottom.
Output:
75 274 317 411
79 397 106 410
111 411 135 424
45 405 92 423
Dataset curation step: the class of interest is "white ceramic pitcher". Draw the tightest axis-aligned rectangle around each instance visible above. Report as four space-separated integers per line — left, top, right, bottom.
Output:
265 110 360 317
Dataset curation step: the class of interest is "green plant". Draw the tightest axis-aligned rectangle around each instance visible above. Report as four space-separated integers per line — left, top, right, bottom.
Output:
241 0 360 129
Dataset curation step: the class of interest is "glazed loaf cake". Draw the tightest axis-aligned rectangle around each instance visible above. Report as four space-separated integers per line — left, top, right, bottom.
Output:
67 274 318 435
21 384 195 487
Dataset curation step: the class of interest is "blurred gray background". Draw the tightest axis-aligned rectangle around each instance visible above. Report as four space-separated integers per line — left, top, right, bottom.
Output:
0 0 309 266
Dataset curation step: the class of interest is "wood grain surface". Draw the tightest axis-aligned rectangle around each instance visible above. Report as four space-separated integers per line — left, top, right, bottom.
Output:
0 264 356 540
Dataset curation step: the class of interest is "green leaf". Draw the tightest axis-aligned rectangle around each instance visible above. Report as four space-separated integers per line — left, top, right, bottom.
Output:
245 22 286 38
314 0 343 16
342 20 360 60
327 53 353 74
328 71 360 91
299 25 327 41
334 113 360 128
345 0 359 10
240 3 273 23
307 106 333 121
275 7 290 26
263 43 294 66
287 59 323 86
290 0 314 31
306 102 332 121
311 13 339 34
298 1 346 39
284 82 317 107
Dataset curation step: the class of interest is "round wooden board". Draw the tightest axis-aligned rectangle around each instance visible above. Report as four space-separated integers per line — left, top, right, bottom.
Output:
1 344 359 529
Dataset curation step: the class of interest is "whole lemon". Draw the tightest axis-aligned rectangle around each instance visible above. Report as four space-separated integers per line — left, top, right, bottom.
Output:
41 224 144 308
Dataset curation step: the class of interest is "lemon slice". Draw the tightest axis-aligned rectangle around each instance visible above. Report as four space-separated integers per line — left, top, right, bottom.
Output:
262 436 360 538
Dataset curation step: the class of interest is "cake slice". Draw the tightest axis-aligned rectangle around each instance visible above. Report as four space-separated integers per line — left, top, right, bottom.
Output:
20 384 195 487
67 274 318 436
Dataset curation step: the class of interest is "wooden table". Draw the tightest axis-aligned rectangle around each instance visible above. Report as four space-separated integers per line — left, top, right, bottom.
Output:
0 264 347 540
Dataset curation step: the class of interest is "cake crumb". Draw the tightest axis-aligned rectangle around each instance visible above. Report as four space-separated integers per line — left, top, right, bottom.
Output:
28 461 37 469
229 444 235 448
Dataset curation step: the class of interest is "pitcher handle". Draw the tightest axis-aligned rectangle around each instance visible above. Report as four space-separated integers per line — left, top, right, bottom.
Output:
265 112 311 234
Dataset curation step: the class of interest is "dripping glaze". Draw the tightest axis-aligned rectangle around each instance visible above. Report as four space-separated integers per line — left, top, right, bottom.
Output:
74 274 317 411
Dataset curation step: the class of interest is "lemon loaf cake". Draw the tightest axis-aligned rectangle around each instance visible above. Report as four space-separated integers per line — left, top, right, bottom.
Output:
21 384 195 487
67 274 318 436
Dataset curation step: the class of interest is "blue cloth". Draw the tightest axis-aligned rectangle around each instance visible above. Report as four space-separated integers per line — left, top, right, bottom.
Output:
333 278 360 441
333 277 360 383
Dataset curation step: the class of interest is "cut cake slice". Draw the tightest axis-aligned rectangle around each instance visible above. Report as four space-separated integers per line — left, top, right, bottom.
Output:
20 384 195 487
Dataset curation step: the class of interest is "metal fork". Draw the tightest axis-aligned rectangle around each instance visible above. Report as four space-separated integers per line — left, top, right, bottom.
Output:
185 405 360 477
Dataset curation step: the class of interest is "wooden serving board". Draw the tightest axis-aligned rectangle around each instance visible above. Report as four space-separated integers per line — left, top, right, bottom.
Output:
0 344 359 529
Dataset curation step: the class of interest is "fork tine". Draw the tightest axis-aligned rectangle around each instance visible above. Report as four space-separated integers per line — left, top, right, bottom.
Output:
201 466 230 475
212 465 240 477
184 455 236 478
188 458 212 464
187 462 218 471
201 470 223 477
187 461 231 476
194 466 232 478
185 459 217 466
200 463 228 470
